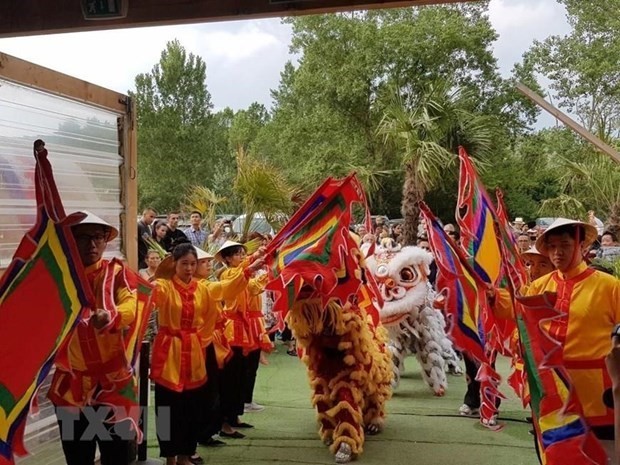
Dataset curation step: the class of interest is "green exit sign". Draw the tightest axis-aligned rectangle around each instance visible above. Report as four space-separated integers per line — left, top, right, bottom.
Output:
82 0 128 20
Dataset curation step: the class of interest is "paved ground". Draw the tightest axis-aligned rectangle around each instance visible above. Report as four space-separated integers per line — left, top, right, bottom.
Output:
144 341 538 465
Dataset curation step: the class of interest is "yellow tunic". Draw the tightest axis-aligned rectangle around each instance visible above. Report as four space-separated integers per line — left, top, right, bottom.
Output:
151 268 248 392
495 262 620 426
198 279 233 369
221 267 271 354
49 260 137 407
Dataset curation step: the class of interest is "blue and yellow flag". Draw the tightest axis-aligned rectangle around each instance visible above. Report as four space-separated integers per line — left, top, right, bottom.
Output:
420 201 503 427
456 147 502 285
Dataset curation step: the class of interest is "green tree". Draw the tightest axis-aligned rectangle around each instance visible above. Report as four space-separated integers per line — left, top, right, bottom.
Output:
528 1 620 141
134 39 212 127
228 103 270 151
257 5 538 216
133 40 227 212
377 80 495 244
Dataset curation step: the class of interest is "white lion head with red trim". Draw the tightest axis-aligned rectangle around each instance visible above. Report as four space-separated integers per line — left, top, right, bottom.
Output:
365 244 433 327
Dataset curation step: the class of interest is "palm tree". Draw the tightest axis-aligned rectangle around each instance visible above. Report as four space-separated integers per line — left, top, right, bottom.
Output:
377 79 496 244
542 153 620 235
184 186 227 234
233 147 298 239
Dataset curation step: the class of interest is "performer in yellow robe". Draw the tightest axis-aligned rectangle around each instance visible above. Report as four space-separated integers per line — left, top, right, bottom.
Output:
48 212 137 465
215 240 271 437
533 220 619 438
493 219 620 461
150 242 264 465
194 245 232 449
491 245 555 318
489 246 554 419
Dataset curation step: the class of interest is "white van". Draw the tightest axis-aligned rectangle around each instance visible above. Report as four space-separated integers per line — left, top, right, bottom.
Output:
232 212 283 236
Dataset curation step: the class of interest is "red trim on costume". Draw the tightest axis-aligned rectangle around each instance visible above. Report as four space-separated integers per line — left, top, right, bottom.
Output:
563 359 607 369
173 279 198 386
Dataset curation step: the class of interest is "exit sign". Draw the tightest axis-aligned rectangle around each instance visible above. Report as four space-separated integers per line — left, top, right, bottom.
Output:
82 0 128 20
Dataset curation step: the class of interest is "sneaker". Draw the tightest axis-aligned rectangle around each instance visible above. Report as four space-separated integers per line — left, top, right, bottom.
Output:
244 402 265 413
458 404 479 417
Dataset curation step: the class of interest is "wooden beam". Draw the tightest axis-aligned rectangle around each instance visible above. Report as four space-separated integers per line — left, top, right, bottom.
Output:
0 0 470 38
0 52 127 112
516 82 620 164
121 98 139 270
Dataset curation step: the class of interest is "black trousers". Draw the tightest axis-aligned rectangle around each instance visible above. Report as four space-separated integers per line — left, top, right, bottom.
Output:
463 353 481 409
281 324 293 342
154 383 204 457
197 345 223 442
243 349 261 404
221 347 246 422
56 406 132 465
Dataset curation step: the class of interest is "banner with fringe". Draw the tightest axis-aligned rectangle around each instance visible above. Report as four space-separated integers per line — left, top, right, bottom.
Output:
516 292 606 465
265 174 376 314
0 141 92 464
420 201 503 428
456 146 502 286
494 189 528 292
455 148 520 364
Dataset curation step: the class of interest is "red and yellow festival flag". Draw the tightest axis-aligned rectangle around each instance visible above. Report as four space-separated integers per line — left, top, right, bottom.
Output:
456 146 502 286
495 189 528 292
516 293 607 465
420 202 502 426
495 188 529 403
456 147 518 360
265 174 370 312
91 259 154 441
0 141 92 464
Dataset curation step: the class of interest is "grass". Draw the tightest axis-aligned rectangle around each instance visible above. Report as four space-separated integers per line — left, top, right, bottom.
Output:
143 341 538 465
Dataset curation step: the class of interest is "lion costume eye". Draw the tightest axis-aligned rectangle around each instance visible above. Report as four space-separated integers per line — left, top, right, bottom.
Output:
399 267 417 283
376 264 389 277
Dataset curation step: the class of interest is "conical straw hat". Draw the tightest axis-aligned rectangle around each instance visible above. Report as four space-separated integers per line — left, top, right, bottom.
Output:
535 218 597 255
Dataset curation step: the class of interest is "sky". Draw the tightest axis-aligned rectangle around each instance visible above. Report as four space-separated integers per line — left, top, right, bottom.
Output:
0 0 572 117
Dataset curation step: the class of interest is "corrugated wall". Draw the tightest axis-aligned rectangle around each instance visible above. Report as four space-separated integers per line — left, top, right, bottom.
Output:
0 77 124 268
0 76 125 464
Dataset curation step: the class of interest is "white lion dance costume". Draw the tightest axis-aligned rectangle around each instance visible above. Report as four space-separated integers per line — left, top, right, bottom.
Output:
286 283 393 463
365 244 461 396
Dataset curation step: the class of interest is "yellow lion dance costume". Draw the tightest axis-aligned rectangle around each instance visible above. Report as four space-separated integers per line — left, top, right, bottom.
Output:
287 291 393 463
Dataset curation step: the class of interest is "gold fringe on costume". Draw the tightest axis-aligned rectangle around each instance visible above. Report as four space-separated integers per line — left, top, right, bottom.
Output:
288 298 393 460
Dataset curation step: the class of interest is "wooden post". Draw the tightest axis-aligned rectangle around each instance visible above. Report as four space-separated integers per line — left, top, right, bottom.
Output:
120 96 139 270
516 82 620 164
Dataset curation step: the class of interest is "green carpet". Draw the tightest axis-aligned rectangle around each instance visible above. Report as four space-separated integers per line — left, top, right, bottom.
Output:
145 342 538 464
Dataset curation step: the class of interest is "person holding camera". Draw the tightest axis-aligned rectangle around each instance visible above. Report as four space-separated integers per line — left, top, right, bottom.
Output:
208 219 232 248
